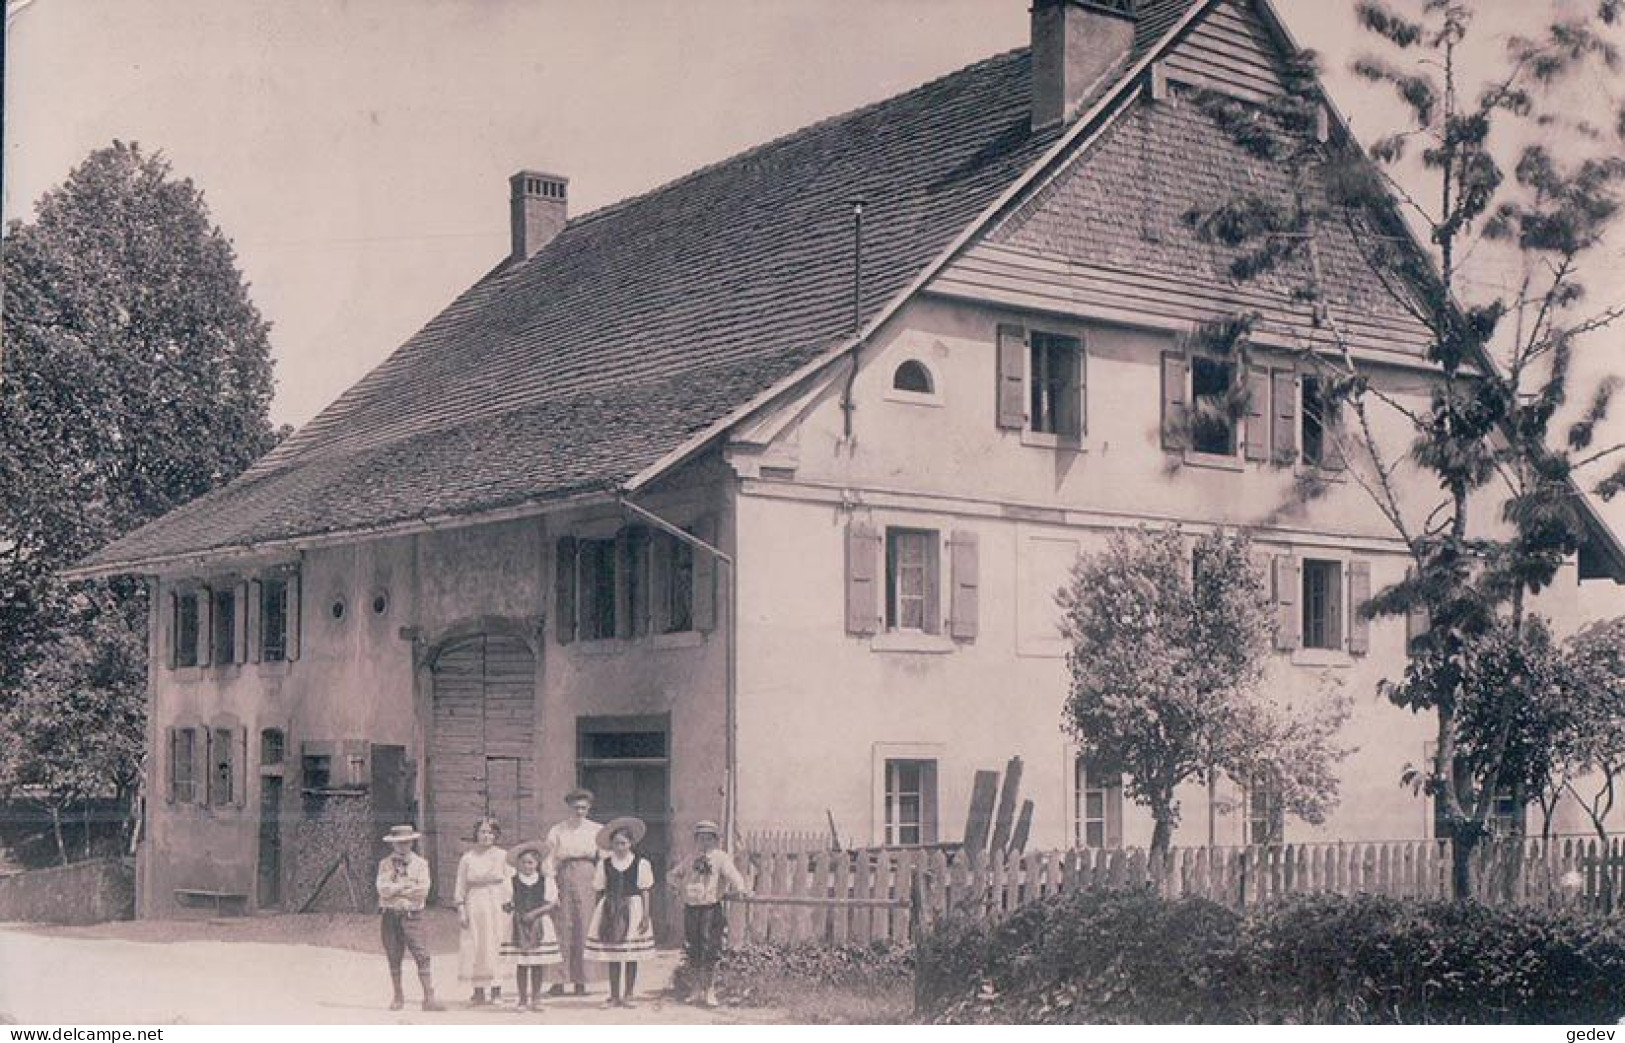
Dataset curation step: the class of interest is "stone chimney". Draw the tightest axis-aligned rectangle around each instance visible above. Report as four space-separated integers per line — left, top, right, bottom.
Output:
509 170 568 263
1030 0 1138 130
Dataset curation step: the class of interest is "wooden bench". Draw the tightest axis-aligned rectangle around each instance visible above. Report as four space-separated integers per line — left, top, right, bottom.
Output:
173 888 249 915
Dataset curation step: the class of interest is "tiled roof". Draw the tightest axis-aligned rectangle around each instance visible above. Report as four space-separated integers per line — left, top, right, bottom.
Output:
81 3 1206 573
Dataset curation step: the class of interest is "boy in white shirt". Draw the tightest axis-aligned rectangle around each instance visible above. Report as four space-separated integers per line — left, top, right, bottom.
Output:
669 820 749 1007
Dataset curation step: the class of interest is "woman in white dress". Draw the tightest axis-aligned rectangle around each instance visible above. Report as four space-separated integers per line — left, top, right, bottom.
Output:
583 816 655 1008
455 817 512 1006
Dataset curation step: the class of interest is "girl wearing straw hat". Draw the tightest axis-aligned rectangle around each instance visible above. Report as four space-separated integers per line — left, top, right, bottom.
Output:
501 839 562 1011
584 816 655 1007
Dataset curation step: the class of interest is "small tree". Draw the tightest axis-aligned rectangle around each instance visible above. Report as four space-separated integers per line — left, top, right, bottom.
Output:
1556 615 1625 908
1058 526 1350 854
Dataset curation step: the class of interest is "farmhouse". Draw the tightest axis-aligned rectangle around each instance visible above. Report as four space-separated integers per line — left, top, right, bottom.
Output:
71 0 1625 920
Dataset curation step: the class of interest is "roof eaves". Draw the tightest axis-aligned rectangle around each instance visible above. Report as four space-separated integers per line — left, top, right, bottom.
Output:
624 0 1218 494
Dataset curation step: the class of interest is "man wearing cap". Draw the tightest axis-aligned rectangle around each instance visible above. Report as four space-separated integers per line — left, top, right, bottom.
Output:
376 824 445 1012
669 820 750 1007
543 788 604 995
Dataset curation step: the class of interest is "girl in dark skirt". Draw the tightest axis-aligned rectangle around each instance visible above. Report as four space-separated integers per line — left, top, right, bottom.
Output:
500 841 561 1011
583 816 655 1008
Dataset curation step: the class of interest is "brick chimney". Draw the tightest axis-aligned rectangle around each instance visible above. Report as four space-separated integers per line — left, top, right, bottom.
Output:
1030 0 1138 130
509 170 568 263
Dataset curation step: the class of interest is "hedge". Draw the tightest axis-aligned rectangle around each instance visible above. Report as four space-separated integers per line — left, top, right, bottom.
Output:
916 887 1625 1024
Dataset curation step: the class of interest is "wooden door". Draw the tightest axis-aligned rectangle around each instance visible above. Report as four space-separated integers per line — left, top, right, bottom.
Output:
430 634 536 894
256 775 283 908
578 721 672 942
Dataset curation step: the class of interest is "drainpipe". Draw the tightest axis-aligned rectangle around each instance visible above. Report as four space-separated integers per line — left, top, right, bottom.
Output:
616 495 740 848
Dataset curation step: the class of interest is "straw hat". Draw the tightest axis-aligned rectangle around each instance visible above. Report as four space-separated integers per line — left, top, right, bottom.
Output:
381 824 422 843
506 839 552 868
596 816 647 848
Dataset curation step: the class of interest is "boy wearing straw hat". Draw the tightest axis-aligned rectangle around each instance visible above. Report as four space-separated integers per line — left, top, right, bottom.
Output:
376 823 446 1012
670 819 750 1008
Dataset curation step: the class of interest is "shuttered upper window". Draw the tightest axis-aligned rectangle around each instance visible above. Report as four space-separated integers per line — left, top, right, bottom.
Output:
260 577 289 662
997 324 1085 441
1190 356 1237 456
174 593 200 668
211 588 237 665
577 537 619 640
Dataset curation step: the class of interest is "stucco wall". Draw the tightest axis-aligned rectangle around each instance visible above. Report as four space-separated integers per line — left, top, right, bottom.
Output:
730 294 1597 851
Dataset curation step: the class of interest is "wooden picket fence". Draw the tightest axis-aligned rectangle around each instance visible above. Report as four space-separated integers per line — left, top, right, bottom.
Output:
726 835 1625 946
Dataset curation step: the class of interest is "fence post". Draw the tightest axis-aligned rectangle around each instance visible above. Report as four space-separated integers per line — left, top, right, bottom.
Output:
910 863 926 1016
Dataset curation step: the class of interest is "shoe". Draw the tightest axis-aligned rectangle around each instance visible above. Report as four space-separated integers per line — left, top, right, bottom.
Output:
470 991 487 1006
547 984 566 997
389 996 404 1011
422 998 446 1013
621 997 637 1009
573 983 587 997
703 988 719 1008
528 1000 546 1012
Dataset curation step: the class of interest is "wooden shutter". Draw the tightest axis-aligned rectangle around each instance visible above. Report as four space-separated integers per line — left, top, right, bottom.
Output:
1071 341 1087 437
649 532 672 634
996 323 1027 430
1347 560 1371 655
233 582 249 664
1161 352 1188 450
234 727 248 809
614 529 634 639
555 536 577 645
920 761 940 845
692 515 718 632
167 591 179 668
948 530 980 640
1271 369 1297 463
246 580 263 664
196 587 214 668
1245 367 1270 461
165 726 178 804
285 571 302 661
1272 554 1300 651
845 522 881 636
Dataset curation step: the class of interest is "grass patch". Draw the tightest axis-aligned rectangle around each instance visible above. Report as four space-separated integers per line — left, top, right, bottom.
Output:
677 941 915 1024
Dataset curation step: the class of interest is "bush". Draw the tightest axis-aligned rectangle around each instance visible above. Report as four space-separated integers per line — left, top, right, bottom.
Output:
917 888 1625 1024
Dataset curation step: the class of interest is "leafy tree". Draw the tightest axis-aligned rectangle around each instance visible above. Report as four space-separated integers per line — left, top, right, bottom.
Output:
0 142 278 859
1555 616 1625 907
1057 526 1351 854
1182 3 1625 894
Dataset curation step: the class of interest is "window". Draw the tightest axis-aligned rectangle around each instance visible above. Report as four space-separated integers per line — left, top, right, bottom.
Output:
884 759 938 846
1301 559 1342 650
211 587 236 664
261 728 285 766
1427 743 1528 839
209 727 235 806
1301 376 1326 467
1246 775 1283 845
885 528 939 633
170 727 197 802
174 593 200 668
892 360 933 394
578 537 618 640
655 531 695 634
302 752 332 792
1074 755 1123 849
1029 332 1081 437
1190 356 1237 456
261 577 288 662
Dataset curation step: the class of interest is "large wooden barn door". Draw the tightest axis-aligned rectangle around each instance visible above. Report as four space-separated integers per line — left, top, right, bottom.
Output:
429 634 536 894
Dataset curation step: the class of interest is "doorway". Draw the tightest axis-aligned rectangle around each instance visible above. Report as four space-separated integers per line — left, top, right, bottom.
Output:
429 633 537 893
256 728 286 909
577 715 672 942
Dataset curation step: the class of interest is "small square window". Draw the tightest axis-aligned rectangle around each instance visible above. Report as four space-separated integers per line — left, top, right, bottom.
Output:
1029 333 1081 437
174 593 199 668
1302 559 1342 650
1191 357 1237 456
885 529 939 633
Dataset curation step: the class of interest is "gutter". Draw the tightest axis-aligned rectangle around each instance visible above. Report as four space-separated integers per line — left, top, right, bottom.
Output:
615 493 741 847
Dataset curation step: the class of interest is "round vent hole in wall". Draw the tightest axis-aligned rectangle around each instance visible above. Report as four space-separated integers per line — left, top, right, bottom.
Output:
372 592 389 615
330 598 346 621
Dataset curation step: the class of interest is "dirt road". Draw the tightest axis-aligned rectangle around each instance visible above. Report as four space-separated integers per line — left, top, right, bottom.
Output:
0 916 779 1025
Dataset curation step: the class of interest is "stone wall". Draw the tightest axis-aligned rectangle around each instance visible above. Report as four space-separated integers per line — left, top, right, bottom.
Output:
0 857 134 924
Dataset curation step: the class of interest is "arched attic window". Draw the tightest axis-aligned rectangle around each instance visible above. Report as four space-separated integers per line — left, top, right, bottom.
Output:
892 360 934 395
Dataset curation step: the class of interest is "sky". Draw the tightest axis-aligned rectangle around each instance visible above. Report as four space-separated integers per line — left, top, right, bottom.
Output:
4 0 1624 601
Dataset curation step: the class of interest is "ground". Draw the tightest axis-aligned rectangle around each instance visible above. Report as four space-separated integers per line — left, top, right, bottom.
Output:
0 910 783 1025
